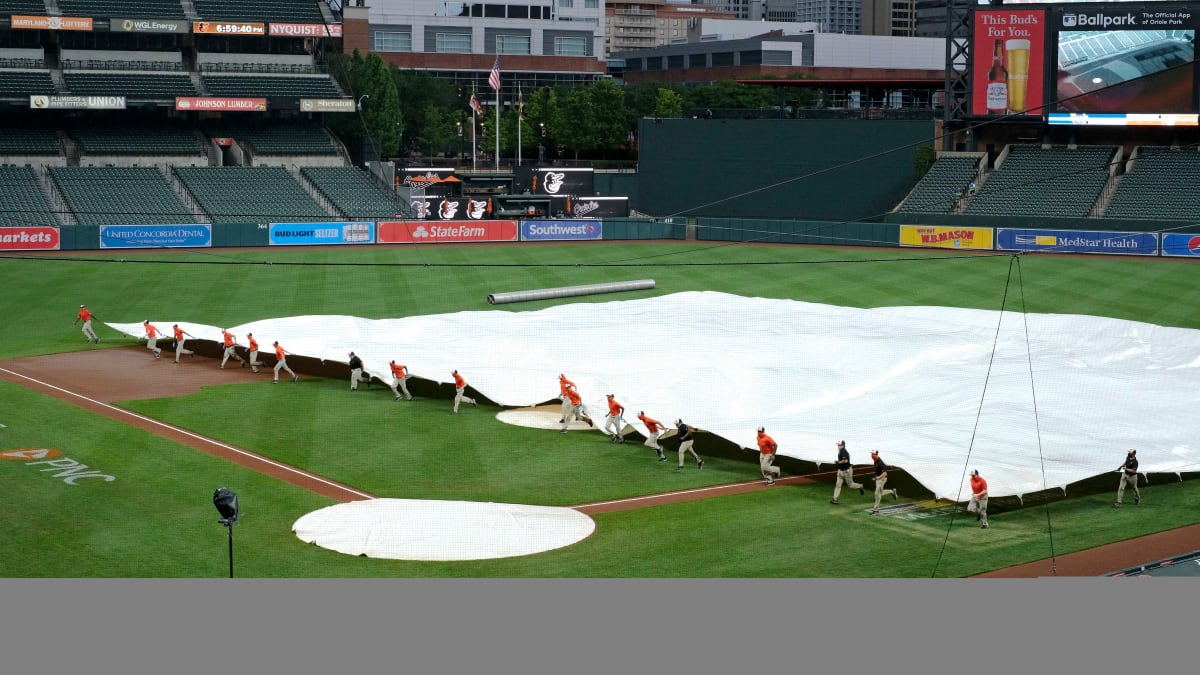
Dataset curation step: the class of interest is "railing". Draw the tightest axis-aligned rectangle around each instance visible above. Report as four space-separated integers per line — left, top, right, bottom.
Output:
199 62 327 74
61 60 184 72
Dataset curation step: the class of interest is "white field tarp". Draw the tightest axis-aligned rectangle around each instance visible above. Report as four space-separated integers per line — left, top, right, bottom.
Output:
110 291 1200 501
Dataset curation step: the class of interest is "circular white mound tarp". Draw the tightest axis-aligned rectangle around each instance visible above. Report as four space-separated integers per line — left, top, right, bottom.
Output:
292 498 596 561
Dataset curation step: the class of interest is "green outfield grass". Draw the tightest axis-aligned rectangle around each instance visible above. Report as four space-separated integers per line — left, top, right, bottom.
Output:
2 242 1198 577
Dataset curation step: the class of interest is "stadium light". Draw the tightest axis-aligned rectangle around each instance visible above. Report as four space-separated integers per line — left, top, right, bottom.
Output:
213 487 239 578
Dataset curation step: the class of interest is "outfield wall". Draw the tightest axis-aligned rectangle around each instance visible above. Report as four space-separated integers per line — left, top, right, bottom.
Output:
4 220 1196 257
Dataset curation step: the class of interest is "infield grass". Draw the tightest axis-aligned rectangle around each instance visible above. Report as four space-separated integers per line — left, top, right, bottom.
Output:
2 242 1198 577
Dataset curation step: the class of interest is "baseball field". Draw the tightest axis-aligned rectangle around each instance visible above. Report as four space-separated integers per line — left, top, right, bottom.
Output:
1 241 1197 577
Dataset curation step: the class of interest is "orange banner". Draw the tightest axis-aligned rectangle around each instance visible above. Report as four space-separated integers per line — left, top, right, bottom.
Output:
192 21 265 35
11 16 94 31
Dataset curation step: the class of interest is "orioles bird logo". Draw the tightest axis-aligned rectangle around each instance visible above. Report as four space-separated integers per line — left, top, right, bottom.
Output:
467 199 487 219
412 200 431 218
543 172 566 194
439 199 459 220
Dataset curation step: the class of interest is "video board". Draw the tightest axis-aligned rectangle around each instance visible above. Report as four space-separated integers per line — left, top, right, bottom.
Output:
1050 6 1197 125
972 3 1200 125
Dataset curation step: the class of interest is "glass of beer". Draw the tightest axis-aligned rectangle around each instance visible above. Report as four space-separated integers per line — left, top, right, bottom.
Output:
1006 39 1031 114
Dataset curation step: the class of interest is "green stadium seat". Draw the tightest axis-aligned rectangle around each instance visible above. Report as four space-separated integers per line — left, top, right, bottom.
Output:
56 1 187 19
173 166 332 224
301 166 409 220
0 166 61 227
50 166 197 226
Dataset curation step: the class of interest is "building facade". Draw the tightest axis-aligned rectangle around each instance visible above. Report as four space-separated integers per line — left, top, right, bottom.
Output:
345 1 608 95
605 1 736 56
795 0 862 35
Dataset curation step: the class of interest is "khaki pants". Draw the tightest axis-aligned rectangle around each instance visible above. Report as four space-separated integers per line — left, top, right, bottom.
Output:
1116 473 1140 504
174 338 194 362
350 368 363 390
644 431 662 451
453 387 475 412
833 468 862 500
274 358 296 381
969 494 988 527
760 453 780 481
391 376 412 400
678 439 701 467
561 404 581 431
222 345 244 367
873 474 897 510
82 320 98 342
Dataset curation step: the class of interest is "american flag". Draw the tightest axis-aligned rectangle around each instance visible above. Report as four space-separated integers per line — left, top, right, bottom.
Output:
487 56 501 91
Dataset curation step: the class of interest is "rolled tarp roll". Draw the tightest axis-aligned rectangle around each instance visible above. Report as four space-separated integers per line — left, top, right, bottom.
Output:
487 279 655 305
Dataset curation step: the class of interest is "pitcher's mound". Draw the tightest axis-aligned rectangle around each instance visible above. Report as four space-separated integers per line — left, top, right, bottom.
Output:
293 498 596 561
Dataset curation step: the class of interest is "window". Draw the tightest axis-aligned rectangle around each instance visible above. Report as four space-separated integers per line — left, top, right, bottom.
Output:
496 34 530 55
374 31 412 52
584 0 598 7
559 0 573 7
435 32 471 53
554 36 587 56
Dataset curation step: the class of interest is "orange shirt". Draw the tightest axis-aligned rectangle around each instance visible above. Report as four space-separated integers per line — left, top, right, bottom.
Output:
638 414 663 433
247 335 258 351
390 363 407 379
274 344 286 360
144 323 160 338
970 474 988 497
222 330 235 347
453 372 466 388
77 308 92 322
757 432 777 455
173 326 185 341
607 398 623 416
565 388 581 406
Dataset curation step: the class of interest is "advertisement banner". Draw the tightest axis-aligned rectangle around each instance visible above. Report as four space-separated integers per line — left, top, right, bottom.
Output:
1161 233 1200 257
98 225 212 249
399 168 459 199
996 228 1158 255
377 220 518 244
192 21 265 35
175 97 267 112
269 222 375 246
0 226 60 251
269 23 343 37
30 95 126 110
1048 113 1200 126
899 225 994 249
112 18 189 34
532 167 595 196
972 8 1046 116
300 98 355 112
565 196 629 219
408 196 497 221
520 220 603 241
11 16 94 31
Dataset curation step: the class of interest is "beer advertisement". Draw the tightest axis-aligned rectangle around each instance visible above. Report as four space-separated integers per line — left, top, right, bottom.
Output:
1050 6 1198 124
972 8 1046 116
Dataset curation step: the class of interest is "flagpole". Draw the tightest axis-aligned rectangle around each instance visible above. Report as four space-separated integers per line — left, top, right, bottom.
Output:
471 106 477 171
518 110 522 167
494 85 500 171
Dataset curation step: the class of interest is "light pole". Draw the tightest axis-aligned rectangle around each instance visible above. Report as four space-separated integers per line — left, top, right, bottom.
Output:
456 121 463 162
356 94 369 112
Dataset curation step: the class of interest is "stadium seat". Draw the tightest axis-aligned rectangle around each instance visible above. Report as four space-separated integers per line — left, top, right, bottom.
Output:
56 1 188 19
1104 146 1200 220
962 145 1116 218
897 154 984 214
173 166 333 224
50 166 198 226
191 0 325 23
0 166 61 227
302 166 410 220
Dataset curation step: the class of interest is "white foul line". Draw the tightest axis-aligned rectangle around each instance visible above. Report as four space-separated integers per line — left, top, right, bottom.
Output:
0 366 375 500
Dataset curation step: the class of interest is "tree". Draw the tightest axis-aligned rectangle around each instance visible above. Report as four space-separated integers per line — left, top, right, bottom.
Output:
652 88 683 118
327 50 402 157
